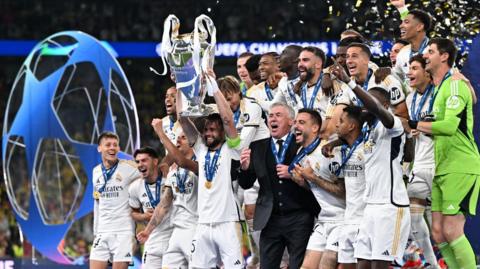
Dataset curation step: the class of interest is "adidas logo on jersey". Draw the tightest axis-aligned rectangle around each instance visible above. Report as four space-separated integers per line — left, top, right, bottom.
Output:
142 193 147 197
234 260 241 265
382 250 390 256
332 242 339 247
447 204 455 210
125 253 131 258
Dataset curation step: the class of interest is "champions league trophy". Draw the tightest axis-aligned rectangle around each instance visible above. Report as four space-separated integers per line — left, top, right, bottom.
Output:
160 14 216 117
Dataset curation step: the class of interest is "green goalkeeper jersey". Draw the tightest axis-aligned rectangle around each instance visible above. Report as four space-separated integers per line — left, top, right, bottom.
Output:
431 73 480 176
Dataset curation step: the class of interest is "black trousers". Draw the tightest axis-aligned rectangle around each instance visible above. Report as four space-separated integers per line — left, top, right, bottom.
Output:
259 211 314 269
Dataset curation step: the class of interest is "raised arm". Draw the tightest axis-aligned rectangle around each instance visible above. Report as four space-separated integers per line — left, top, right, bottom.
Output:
206 71 238 139
330 60 394 128
152 118 198 174
136 186 174 243
176 89 200 145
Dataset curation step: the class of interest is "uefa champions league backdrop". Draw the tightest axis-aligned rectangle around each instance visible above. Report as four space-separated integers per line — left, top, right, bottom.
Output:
1 31 140 265
1 29 480 266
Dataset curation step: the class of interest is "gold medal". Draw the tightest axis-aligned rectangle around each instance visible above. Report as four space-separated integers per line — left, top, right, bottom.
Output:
93 191 101 200
205 181 212 189
175 186 180 193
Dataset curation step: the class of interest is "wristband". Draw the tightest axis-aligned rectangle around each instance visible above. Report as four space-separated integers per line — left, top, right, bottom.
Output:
408 120 418 129
226 135 241 148
347 80 357 89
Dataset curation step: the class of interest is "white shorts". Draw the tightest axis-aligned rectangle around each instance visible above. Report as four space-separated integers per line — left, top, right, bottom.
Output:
306 221 342 252
355 204 410 261
191 222 244 269
338 224 360 264
90 233 135 263
163 225 197 268
142 239 169 269
407 167 434 200
243 181 260 205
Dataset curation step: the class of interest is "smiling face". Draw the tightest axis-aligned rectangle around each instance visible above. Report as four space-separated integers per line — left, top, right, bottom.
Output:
258 54 279 81
294 112 319 145
336 112 355 140
400 14 423 42
423 43 446 74
298 50 321 82
390 42 406 66
335 46 348 68
346 46 369 79
98 137 120 164
165 87 177 115
202 120 225 149
224 91 242 112
237 56 251 83
176 131 192 155
268 105 294 139
279 48 299 72
407 60 430 89
135 153 158 179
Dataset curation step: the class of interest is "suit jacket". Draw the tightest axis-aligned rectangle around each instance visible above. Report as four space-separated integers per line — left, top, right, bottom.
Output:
238 137 320 230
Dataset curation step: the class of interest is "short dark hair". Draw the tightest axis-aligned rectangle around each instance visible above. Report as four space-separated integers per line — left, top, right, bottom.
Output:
347 42 371 58
203 113 224 133
368 87 390 105
238 52 254 59
301 46 326 66
394 39 409 46
245 54 262 73
261 51 280 60
342 105 365 127
409 54 427 69
133 146 159 159
282 44 303 56
298 108 322 128
338 36 365 48
428 38 457 67
408 9 432 32
97 131 119 145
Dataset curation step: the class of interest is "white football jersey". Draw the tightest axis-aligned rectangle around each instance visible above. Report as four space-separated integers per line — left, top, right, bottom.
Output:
362 116 409 206
166 166 199 229
340 141 367 225
302 145 345 222
128 178 174 244
246 82 278 112
193 137 243 224
405 90 435 169
93 159 141 234
367 73 405 106
272 76 301 110
162 115 181 144
236 97 270 149
297 81 330 119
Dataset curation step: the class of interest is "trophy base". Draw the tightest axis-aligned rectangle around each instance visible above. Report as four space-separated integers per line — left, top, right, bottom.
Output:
180 104 215 118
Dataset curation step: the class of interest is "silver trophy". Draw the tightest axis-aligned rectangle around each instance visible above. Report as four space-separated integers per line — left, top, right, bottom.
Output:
160 14 216 117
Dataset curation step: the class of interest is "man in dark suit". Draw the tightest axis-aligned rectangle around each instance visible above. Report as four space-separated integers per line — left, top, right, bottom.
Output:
239 102 320 269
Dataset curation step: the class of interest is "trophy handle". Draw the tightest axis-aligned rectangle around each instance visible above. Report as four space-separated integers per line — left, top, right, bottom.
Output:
192 15 217 76
158 15 181 76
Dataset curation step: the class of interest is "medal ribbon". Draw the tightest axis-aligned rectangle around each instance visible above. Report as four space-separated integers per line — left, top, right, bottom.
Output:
335 135 363 176
98 161 119 194
265 83 274 100
234 108 241 127
429 71 452 113
301 73 323 109
270 133 294 164
410 37 430 58
288 137 321 173
356 69 373 107
204 147 222 183
144 177 162 208
176 155 196 193
410 84 434 121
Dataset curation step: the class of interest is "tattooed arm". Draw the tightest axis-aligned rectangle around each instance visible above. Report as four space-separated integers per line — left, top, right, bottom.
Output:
136 186 174 243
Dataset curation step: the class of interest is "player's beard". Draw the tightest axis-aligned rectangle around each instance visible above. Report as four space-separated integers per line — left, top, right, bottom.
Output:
204 135 224 149
300 67 314 82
